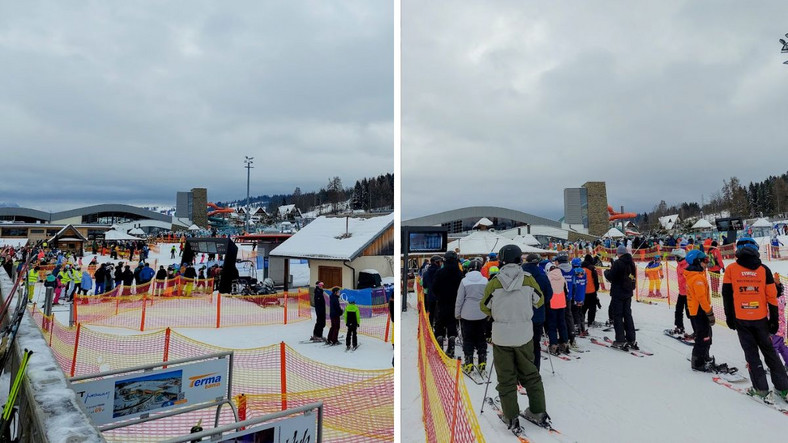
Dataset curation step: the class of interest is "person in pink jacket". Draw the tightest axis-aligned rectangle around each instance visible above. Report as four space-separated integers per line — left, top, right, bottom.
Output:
545 262 569 355
771 273 788 368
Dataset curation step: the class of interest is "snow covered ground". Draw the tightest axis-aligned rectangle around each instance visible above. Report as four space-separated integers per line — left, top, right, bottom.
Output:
402 256 788 443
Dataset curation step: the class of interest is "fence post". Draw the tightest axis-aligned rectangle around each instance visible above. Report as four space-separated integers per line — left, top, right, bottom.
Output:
237 394 247 430
70 323 82 377
384 308 391 343
163 327 171 367
284 292 288 325
450 358 461 442
665 261 671 308
140 294 147 332
115 297 120 316
216 292 222 328
280 342 287 411
48 319 54 347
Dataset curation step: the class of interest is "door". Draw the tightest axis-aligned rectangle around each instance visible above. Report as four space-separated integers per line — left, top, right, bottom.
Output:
318 265 343 289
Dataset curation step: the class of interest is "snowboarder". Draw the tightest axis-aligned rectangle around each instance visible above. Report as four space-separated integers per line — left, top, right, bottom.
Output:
345 296 360 350
326 287 343 345
431 250 464 358
604 244 638 350
311 281 326 341
455 259 489 374
684 250 717 371
722 237 788 401
480 244 549 431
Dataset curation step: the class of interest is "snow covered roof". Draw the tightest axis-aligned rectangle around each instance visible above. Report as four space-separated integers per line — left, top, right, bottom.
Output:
604 227 625 238
104 230 141 241
48 224 87 243
658 214 680 230
270 214 393 260
751 217 771 228
496 228 541 246
691 218 713 230
447 231 549 256
472 217 494 228
278 204 300 218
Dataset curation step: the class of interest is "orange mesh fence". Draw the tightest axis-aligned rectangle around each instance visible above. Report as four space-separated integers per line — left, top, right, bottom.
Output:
415 281 485 443
27 311 393 442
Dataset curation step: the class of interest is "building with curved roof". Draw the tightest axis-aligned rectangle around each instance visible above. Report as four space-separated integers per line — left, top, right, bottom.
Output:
403 206 560 234
0 204 171 225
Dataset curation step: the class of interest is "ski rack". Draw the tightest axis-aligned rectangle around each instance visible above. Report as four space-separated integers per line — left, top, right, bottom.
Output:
68 351 236 433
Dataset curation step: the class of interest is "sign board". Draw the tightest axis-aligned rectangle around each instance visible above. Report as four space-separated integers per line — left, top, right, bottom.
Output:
74 358 229 426
715 217 744 232
406 230 447 253
219 413 316 443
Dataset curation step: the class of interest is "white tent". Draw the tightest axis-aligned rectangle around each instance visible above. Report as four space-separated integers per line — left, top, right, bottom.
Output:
129 227 145 236
188 224 201 231
104 230 140 241
604 227 625 238
751 218 771 228
472 217 494 229
513 234 541 246
691 219 713 230
447 231 549 256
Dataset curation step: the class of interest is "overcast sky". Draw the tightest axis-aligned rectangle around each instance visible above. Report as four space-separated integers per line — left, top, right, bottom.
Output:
0 1 392 212
402 0 788 221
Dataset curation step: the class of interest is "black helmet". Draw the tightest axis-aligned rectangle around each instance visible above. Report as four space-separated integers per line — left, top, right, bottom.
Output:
430 255 443 264
468 259 483 272
555 253 569 264
498 244 522 265
444 250 458 261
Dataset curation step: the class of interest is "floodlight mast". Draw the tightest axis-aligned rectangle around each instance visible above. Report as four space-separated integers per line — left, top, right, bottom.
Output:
244 156 254 228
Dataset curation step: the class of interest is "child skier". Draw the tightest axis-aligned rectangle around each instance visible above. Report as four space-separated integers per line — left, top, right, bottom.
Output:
670 249 693 337
644 255 664 297
685 250 717 371
455 259 488 375
345 296 361 350
545 262 569 354
771 273 788 369
569 258 588 336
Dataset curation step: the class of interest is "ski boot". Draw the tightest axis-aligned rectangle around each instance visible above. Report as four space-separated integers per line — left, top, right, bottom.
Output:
569 340 580 351
462 361 474 375
627 341 639 350
648 291 655 297
500 414 521 431
611 340 629 351
746 387 775 404
777 389 788 402
446 336 456 359
559 343 570 355
477 354 487 377
656 290 663 298
521 408 552 428
670 327 685 335
548 344 560 356
579 329 589 337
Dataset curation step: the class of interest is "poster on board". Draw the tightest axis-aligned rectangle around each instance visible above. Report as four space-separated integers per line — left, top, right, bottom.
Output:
219 412 315 443
74 358 229 426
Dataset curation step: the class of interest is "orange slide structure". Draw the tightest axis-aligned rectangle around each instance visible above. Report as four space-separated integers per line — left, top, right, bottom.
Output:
207 202 235 217
607 205 637 221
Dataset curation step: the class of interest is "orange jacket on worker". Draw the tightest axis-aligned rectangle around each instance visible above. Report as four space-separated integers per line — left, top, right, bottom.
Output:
722 263 778 320
481 260 499 279
684 270 711 316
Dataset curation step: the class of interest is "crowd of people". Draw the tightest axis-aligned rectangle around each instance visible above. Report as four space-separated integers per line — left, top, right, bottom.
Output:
417 235 788 433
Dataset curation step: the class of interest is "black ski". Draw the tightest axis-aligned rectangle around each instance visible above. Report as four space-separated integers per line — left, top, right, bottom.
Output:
664 329 694 346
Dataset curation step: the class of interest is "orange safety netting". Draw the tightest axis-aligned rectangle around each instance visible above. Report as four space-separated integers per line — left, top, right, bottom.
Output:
30 313 393 442
415 281 485 443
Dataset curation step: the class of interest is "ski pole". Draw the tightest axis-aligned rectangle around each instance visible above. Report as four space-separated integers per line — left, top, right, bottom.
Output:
480 357 495 414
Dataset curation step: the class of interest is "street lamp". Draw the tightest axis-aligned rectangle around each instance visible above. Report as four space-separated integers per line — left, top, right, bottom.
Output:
244 156 254 228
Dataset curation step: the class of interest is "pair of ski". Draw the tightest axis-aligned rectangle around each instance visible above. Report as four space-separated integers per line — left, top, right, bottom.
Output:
686 358 745 383
588 336 653 357
663 329 694 346
0 349 33 442
462 364 488 385
484 397 565 442
713 376 788 416
345 344 361 352
540 346 581 362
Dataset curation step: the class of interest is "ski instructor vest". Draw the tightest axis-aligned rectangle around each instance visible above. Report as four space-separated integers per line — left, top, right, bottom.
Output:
723 262 777 321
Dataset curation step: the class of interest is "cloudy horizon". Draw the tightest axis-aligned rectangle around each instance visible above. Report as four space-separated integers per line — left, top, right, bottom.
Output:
0 1 393 213
402 0 788 221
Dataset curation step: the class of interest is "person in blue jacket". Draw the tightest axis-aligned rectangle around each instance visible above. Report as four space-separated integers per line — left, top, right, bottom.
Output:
569 258 588 336
522 254 552 371
556 254 577 347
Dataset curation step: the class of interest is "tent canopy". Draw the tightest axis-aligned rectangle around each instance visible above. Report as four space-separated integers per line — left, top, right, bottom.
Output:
691 219 713 230
447 231 549 256
472 217 494 229
104 230 140 241
751 218 771 228
604 227 625 238
129 227 145 235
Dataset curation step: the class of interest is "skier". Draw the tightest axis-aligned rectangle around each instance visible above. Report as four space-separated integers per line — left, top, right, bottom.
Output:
722 237 788 401
480 244 549 431
604 244 638 350
422 255 442 328
170 245 176 259
644 255 663 298
345 296 360 350
706 241 725 296
522 254 552 371
770 273 788 369
569 258 587 337
684 250 717 371
480 252 499 279
455 259 489 374
94 264 106 295
581 254 602 327
556 254 576 348
80 267 92 295
431 251 464 358
669 248 693 336
44 272 58 305
771 235 783 259
311 281 326 341
545 262 569 355
326 287 343 346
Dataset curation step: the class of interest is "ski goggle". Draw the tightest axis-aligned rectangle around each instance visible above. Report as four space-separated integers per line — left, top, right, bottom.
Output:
736 238 759 251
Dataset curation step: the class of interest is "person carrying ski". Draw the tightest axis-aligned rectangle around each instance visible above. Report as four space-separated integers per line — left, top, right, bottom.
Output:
522 254 552 371
770 273 788 368
545 262 569 355
345 296 361 350
644 255 663 298
480 244 549 431
311 281 327 341
722 237 788 401
326 287 343 346
581 254 602 327
684 250 717 371
432 250 464 358
604 244 639 350
455 259 489 375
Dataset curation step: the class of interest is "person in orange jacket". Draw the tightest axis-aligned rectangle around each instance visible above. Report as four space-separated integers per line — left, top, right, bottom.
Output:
684 250 717 371
722 237 788 401
644 255 664 297
480 252 499 279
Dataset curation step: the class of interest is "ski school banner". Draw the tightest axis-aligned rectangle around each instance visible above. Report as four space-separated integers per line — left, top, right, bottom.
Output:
73 358 229 426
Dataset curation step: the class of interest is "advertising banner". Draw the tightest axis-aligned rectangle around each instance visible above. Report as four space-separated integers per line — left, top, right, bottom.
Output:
74 358 229 426
219 413 316 443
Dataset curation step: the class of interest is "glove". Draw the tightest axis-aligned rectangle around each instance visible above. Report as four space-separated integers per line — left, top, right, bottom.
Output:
706 310 715 326
726 319 737 331
769 305 779 334
769 318 778 335
456 315 461 320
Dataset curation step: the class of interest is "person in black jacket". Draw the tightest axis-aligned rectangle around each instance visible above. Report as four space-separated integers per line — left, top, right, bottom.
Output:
422 255 442 328
155 265 167 296
604 244 638 350
581 254 602 327
94 264 106 295
522 254 553 371
311 281 327 341
432 250 465 358
326 286 343 345
115 262 124 288
121 265 134 295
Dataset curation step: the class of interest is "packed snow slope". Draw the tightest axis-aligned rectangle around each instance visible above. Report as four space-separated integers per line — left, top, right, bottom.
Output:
402 259 788 443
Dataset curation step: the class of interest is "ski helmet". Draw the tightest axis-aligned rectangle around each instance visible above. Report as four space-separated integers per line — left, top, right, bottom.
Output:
488 252 498 260
555 253 569 264
468 259 483 272
430 255 443 265
736 237 758 251
488 266 500 276
444 250 458 261
498 244 522 265
685 250 707 266
571 257 582 267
